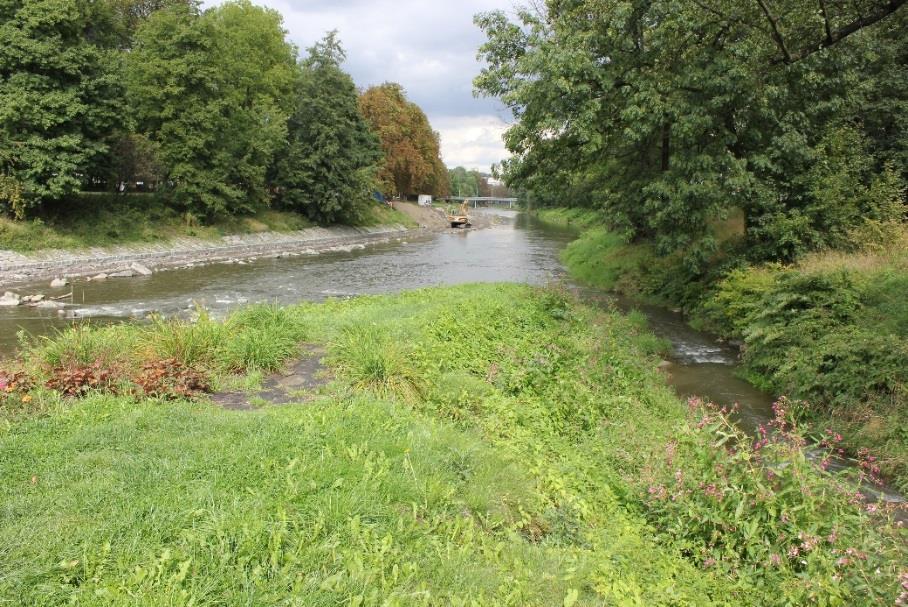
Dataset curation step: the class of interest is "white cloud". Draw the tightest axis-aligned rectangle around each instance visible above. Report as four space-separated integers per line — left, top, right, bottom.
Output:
435 115 510 172
200 0 516 171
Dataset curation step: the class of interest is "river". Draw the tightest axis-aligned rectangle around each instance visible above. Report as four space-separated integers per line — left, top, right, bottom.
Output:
1 209 903 504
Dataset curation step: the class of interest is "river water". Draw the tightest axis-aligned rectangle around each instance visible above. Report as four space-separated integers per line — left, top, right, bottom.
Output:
1 209 903 504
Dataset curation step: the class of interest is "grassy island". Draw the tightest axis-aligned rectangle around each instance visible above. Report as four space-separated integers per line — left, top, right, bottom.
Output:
1 284 904 605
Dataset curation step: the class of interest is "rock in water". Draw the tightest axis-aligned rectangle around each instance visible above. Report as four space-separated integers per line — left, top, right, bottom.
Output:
36 300 64 309
130 262 153 276
50 278 68 288
90 273 109 281
0 292 21 306
109 269 137 278
21 294 45 305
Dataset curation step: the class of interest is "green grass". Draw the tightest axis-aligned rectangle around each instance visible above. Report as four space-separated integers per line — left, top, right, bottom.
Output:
0 194 415 253
359 203 418 228
1 284 904 605
552 206 908 492
534 207 604 231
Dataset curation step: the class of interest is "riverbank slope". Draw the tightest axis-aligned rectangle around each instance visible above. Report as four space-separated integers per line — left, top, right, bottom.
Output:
537 208 908 492
0 222 418 288
1 284 904 604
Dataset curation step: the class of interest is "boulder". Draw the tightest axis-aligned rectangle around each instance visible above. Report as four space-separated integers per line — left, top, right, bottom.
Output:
0 292 21 306
90 273 109 281
130 262 153 276
109 269 137 278
50 278 68 288
21 294 45 305
36 300 64 309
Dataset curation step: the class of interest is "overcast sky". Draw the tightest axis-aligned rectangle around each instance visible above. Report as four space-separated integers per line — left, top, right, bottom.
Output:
201 0 518 172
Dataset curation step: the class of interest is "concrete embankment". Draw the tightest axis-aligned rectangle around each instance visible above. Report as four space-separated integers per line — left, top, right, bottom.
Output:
0 224 419 288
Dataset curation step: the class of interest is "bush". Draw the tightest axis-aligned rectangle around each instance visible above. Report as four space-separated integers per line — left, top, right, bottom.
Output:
645 397 906 605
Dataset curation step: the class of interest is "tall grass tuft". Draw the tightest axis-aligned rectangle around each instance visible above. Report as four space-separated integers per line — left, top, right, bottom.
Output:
20 323 139 370
330 325 422 402
219 305 308 371
143 310 227 368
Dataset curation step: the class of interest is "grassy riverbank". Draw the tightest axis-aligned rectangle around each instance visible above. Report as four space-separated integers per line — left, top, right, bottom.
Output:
0 194 414 253
537 208 908 492
1 284 905 605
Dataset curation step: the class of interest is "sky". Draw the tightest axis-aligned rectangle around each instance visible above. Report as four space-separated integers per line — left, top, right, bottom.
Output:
201 0 519 173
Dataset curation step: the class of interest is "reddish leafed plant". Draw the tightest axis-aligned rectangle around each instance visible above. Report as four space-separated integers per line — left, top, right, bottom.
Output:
134 358 210 399
45 360 120 397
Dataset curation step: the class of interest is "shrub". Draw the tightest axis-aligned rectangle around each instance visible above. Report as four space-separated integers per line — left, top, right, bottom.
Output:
644 397 906 605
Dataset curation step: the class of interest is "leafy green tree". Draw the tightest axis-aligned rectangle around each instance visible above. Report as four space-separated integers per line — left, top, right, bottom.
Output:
475 1 907 264
0 0 124 217
126 0 297 217
105 0 195 45
272 33 381 223
449 166 479 197
359 83 450 198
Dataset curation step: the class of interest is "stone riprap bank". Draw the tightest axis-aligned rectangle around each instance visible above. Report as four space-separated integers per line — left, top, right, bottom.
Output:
0 225 417 288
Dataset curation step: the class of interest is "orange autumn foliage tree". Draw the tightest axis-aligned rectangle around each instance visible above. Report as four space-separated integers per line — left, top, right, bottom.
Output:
358 83 450 198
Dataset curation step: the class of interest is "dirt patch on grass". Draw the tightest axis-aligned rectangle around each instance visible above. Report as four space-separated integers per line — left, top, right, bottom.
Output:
211 345 329 410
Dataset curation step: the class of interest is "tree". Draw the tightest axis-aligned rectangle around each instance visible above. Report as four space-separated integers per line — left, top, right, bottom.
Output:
0 0 124 217
449 166 479 197
359 83 450 197
272 33 381 223
105 0 196 45
126 0 298 217
475 1 907 264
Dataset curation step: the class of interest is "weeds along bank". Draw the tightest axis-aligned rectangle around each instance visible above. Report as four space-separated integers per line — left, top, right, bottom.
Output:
1 284 905 605
539 208 908 492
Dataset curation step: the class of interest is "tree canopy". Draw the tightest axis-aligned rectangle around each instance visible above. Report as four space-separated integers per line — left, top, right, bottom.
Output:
0 0 446 224
359 83 450 198
475 0 907 264
272 33 381 223
0 0 124 217
126 0 298 217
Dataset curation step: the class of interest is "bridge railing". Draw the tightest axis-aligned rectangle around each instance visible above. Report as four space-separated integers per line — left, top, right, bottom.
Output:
442 197 520 208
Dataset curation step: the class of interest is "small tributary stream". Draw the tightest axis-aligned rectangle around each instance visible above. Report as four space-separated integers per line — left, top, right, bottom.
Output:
1 209 903 505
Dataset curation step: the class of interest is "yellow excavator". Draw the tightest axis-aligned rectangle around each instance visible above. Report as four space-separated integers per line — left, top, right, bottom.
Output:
446 200 472 228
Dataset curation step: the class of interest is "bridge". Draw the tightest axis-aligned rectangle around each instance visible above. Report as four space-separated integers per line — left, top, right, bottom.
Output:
443 196 519 209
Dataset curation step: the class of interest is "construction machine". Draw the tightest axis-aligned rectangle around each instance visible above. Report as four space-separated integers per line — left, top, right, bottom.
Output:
446 200 471 228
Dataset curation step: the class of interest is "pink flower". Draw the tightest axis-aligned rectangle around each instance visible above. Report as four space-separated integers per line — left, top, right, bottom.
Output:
769 554 781 566
648 485 667 501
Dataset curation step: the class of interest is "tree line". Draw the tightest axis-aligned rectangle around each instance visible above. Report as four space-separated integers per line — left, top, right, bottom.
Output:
475 0 906 266
449 166 512 199
0 0 451 223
